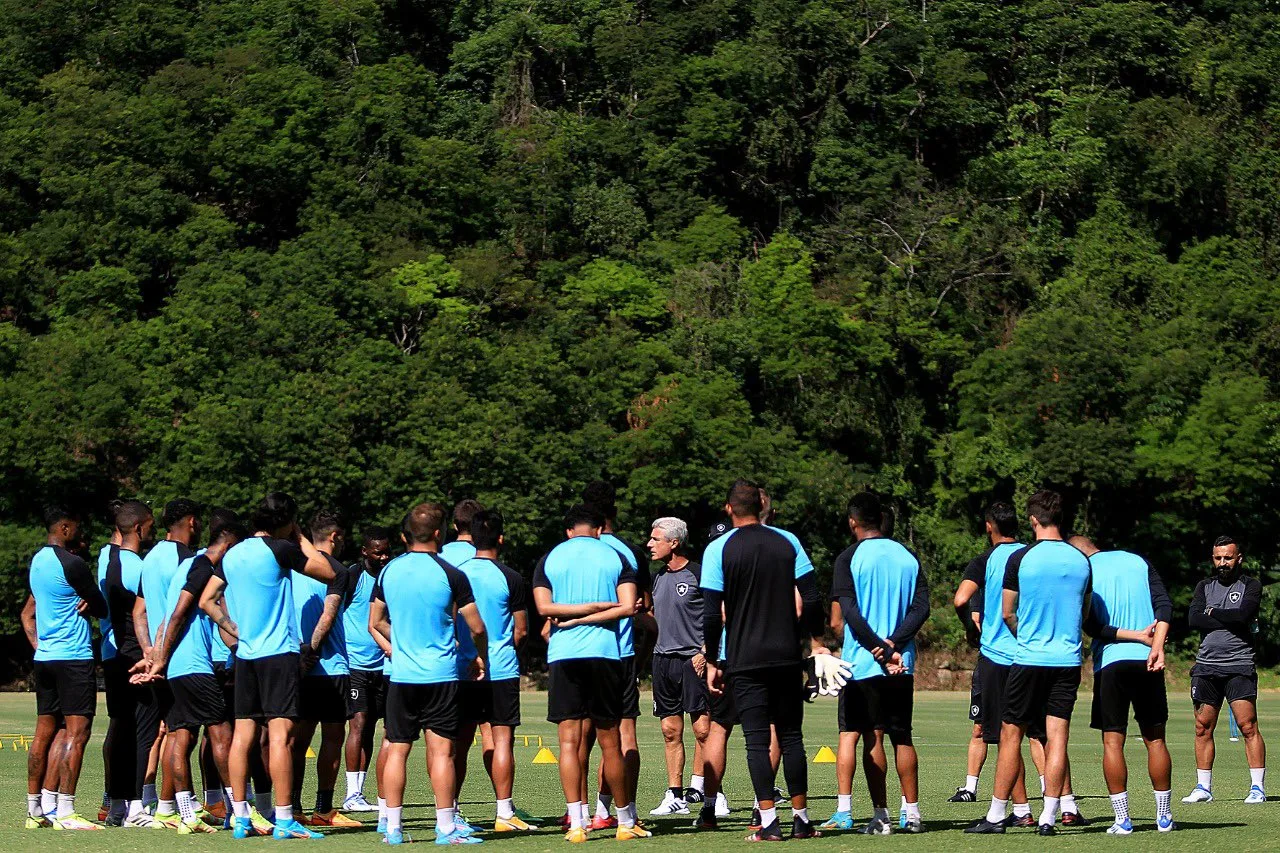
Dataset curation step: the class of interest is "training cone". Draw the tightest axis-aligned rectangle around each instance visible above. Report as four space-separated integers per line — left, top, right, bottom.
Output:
532 747 558 764
306 746 317 759
813 746 837 764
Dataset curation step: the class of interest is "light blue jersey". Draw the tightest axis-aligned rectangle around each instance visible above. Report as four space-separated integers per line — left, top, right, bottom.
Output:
375 552 474 684
343 564 385 671
440 540 477 567
292 555 349 676
97 545 117 662
165 554 214 678
141 540 194 647
961 542 1025 666
222 536 306 660
1089 550 1162 672
455 557 527 681
534 536 636 663
832 538 922 680
599 533 642 657
30 545 103 662
1003 540 1091 667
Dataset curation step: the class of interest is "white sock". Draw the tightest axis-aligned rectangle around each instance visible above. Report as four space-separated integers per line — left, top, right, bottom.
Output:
872 806 889 822
158 798 176 816
690 775 705 794
384 805 401 832
1251 767 1266 789
437 806 456 834
1197 768 1212 790
275 805 293 823
232 800 250 818
905 801 920 820
255 792 274 814
56 793 74 819
1039 796 1060 826
1061 793 1077 813
356 771 367 792
142 783 157 806
102 790 110 808
204 788 222 808
378 797 388 819
1013 802 1031 817
760 806 777 828
619 803 637 828
794 806 808 823
177 791 196 823
1154 789 1172 820
497 798 514 820
596 793 612 819
224 787 235 810
1038 775 1045 795
965 774 980 793
346 771 360 798
1110 791 1129 824
579 801 591 824
985 797 1008 825
837 794 852 812
128 799 144 818
27 793 41 818
568 801 583 830
41 789 57 815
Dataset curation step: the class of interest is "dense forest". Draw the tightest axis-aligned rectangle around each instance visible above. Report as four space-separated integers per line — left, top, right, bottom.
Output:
2 0 1279 666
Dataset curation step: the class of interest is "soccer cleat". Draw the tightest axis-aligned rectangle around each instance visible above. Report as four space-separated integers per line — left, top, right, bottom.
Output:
649 790 689 816
453 815 479 836
1106 820 1133 835
558 812 571 829
309 810 363 828
564 827 590 843
52 814 104 831
745 820 784 842
436 827 482 845
590 815 618 830
684 788 705 805
494 815 536 832
105 813 125 828
178 817 219 834
859 817 892 836
819 811 853 830
694 806 718 830
948 788 977 803
1004 814 1036 828
1245 785 1267 804
204 801 228 824
98 805 110 822
616 824 653 840
1157 814 1176 832
153 811 183 829
378 816 388 835
714 793 731 818
344 793 377 812
1037 823 1056 836
1060 809 1089 826
790 817 821 839
272 817 324 839
383 827 410 845
249 807 276 834
25 815 54 829
964 819 1005 834
124 811 166 829
234 816 255 839
748 808 762 831
903 817 923 834
1181 785 1213 804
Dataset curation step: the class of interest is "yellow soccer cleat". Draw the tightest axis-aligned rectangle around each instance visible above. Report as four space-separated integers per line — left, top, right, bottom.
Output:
248 807 275 835
52 813 104 831
494 815 537 832
26 815 54 829
616 823 653 840
565 827 590 843
152 811 183 829
177 817 219 834
309 809 363 828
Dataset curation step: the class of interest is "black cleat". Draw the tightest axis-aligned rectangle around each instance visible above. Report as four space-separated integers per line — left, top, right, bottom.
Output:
948 788 977 803
749 808 762 831
684 788 705 805
1060 810 1089 827
965 819 1006 834
790 817 821 839
1038 823 1056 836
694 807 718 831
1003 814 1036 828
746 820 784 842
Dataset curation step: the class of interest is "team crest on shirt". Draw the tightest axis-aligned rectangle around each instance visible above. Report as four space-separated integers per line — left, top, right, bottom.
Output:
971 704 980 718
676 582 690 596
1230 590 1242 603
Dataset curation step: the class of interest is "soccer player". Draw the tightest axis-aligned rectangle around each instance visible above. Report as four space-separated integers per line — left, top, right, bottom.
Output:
24 505 109 830
702 479 826 842
342 526 393 812
369 502 488 846
452 509 536 831
139 518 248 834
208 492 337 840
1182 535 1267 804
291 510 362 828
952 502 1035 825
645 516 713 819
1070 535 1175 833
951 596 987 803
971 490 1090 835
534 503 650 842
442 499 484 566
826 493 929 835
582 481 652 830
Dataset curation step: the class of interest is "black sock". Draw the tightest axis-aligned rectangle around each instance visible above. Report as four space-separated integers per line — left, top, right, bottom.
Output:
671 787 683 800
316 790 333 814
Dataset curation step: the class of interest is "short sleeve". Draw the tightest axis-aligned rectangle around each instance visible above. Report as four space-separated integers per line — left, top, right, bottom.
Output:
1002 547 1027 592
700 537 725 593
532 556 551 590
182 556 215 597
176 543 196 562
634 561 651 594
616 551 638 586
444 564 476 608
324 556 349 598
501 564 528 612
266 538 307 572
829 545 857 600
961 550 989 586
792 539 814 579
372 575 385 602
685 561 702 583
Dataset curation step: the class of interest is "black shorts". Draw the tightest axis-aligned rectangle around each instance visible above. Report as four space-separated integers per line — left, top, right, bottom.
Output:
301 674 352 723
976 656 1044 743
839 675 914 738
459 678 521 727
213 661 235 720
104 656 141 720
348 668 387 720
711 671 738 726
620 655 640 719
385 681 459 742
168 674 228 731
969 668 982 723
1192 671 1258 710
652 654 710 719
1091 661 1168 733
234 653 300 720
731 664 804 735
1003 664 1080 727
547 658 623 723
33 660 96 718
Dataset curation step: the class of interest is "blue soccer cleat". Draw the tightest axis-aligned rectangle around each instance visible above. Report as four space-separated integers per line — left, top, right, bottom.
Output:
233 816 255 839
435 826 483 844
272 817 324 839
819 811 852 831
1157 814 1175 832
1106 819 1133 835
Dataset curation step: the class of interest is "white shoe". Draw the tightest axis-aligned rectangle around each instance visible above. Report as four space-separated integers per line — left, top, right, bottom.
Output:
344 792 377 812
714 793 730 818
649 790 689 816
859 817 892 835
123 813 166 829
1106 820 1133 835
1181 785 1213 804
1245 785 1267 804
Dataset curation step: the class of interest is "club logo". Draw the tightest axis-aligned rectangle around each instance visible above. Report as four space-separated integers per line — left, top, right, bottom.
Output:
971 704 980 718
677 582 690 597
1230 590 1242 604
350 689 359 700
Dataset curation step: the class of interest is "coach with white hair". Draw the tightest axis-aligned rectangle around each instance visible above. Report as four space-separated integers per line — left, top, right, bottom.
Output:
645 516 714 817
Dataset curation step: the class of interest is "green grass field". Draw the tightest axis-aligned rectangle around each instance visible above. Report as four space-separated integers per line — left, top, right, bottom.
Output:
0 690 1274 850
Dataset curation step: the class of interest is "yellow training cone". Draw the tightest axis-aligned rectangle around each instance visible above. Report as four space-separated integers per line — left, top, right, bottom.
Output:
532 747 558 765
306 747 317 759
813 746 837 764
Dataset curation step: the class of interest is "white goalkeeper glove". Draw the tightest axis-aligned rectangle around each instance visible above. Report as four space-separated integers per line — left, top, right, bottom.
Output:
813 653 853 695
